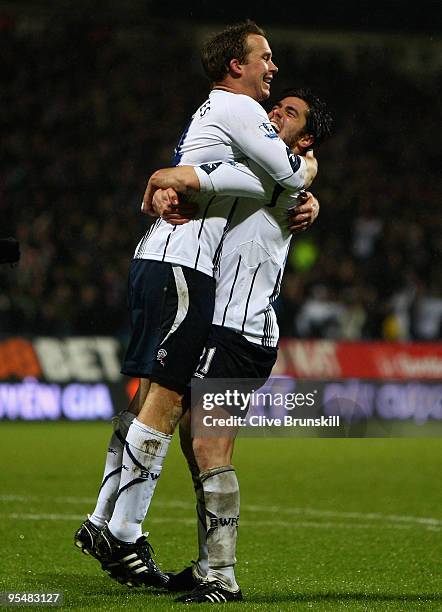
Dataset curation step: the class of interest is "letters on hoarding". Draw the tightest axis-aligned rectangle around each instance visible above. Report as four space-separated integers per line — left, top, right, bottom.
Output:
275 340 442 379
0 336 440 423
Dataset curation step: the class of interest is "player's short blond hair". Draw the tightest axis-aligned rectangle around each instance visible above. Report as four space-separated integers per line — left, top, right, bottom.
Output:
201 20 266 83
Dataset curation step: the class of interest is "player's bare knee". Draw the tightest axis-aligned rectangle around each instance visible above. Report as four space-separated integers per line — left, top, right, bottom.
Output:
136 382 184 434
193 437 233 471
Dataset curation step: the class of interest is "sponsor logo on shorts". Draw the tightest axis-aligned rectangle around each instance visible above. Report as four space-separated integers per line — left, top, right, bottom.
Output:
157 348 167 366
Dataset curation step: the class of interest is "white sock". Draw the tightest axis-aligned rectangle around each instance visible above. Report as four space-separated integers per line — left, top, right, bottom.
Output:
201 466 240 591
207 567 237 588
89 411 135 528
108 418 171 542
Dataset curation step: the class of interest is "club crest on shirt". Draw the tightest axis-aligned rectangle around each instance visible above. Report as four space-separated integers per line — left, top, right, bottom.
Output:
259 122 278 139
201 162 222 175
157 348 167 366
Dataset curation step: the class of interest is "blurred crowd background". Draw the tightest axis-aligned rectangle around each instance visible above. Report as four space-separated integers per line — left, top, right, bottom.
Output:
1 8 441 341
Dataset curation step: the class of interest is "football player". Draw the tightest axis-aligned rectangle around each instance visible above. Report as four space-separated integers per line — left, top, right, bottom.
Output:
74 22 317 598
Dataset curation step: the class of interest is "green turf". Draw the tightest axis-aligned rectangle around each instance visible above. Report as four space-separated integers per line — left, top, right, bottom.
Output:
0 422 441 610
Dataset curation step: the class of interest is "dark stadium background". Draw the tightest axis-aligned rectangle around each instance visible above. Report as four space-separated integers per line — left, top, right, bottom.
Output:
1 0 440 341
1 2 441 610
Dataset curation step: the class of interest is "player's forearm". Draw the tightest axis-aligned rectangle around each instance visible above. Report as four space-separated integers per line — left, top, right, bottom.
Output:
194 162 268 199
266 154 316 191
149 167 200 193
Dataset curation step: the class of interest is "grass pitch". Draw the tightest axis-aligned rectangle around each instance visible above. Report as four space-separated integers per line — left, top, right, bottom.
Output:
0 422 441 610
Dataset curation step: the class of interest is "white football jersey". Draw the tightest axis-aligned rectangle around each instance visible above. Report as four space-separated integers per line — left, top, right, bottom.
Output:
134 89 306 276
201 160 298 347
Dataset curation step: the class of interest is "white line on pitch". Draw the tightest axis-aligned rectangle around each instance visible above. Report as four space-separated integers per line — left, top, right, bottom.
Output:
1 494 441 528
2 513 439 531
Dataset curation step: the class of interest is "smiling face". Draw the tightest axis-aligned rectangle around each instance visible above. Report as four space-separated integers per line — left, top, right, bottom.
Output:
268 96 313 152
237 34 278 101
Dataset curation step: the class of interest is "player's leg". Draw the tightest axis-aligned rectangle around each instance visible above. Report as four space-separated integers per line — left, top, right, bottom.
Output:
189 328 243 596
89 380 148 526
174 432 243 604
192 435 240 589
107 263 214 543
97 262 215 586
176 326 277 603
88 254 162 532
73 379 149 556
167 406 237 593
166 408 208 592
76 259 168 584
97 382 183 589
175 435 242 604
107 382 182 543
181 410 209 579
74 260 158 557
192 435 235 472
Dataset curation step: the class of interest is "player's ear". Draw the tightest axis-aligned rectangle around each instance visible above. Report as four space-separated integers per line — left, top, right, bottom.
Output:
299 134 314 149
229 58 242 77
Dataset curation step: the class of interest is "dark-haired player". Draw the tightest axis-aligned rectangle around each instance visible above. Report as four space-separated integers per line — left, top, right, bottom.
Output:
151 88 332 603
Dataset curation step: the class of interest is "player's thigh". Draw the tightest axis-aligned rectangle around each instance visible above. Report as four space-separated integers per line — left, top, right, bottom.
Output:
191 325 277 469
196 325 277 379
148 264 216 395
194 324 278 414
121 259 172 380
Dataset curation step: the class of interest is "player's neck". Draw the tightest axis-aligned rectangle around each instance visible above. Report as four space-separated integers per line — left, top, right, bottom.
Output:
212 84 239 95
212 77 256 99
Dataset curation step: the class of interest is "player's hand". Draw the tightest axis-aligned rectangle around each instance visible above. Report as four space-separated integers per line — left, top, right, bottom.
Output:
141 167 201 215
141 176 158 215
302 150 318 188
287 191 319 234
162 198 199 225
142 170 176 215
153 189 198 225
152 188 179 217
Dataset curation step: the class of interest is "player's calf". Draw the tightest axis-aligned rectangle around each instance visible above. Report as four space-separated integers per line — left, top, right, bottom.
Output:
200 465 240 592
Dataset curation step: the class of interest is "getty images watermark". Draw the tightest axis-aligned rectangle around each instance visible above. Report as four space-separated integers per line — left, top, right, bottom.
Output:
190 377 342 438
201 388 339 428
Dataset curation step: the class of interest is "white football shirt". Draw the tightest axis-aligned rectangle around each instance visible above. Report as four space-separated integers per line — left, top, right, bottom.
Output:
196 159 299 347
134 89 307 276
